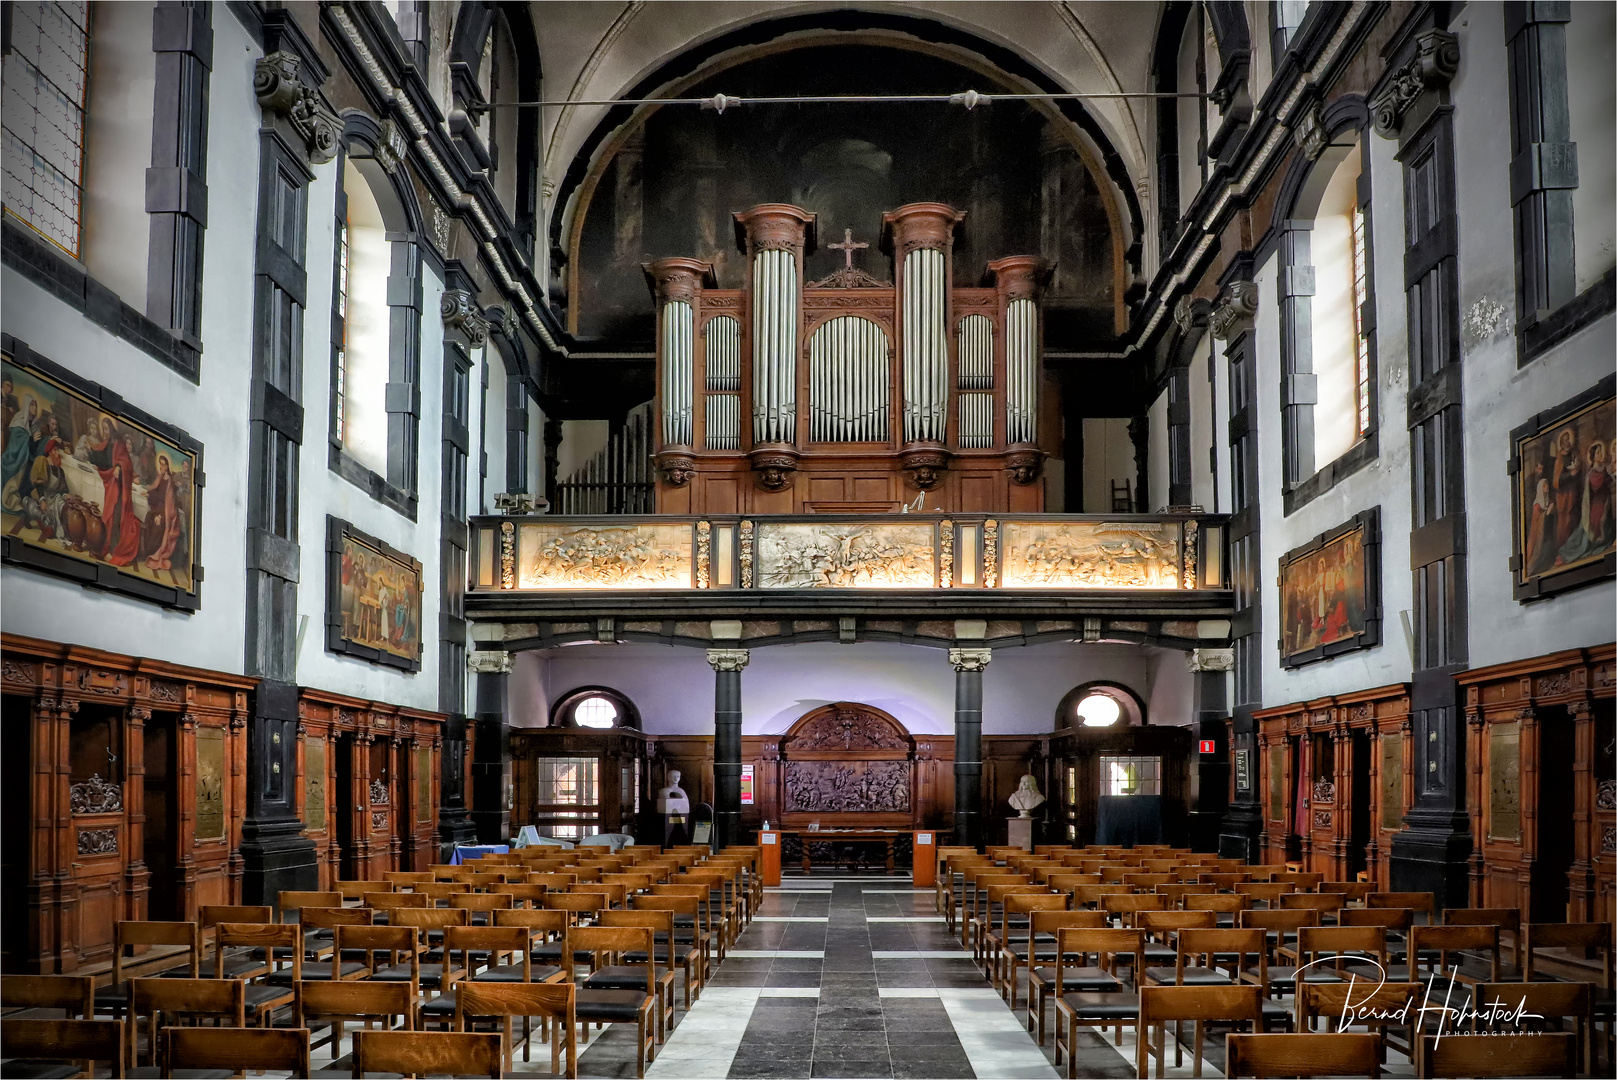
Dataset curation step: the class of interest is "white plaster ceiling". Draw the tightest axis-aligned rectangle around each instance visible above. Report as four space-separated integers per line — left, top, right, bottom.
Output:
529 1 1164 232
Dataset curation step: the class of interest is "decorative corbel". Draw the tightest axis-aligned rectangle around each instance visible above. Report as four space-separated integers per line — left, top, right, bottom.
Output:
1210 281 1259 340
1293 99 1329 162
1370 29 1460 138
254 51 339 165
440 289 490 348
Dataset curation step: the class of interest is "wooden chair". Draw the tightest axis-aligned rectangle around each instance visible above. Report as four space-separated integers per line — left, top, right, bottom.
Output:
1 974 94 1019
387 871 434 887
128 977 244 1068
197 905 274 980
94 921 202 1021
1019 909 1113 1040
599 910 679 1041
1200 872 1246 891
1148 926 1262 993
1322 881 1376 904
161 1025 310 1077
1337 907 1414 963
571 925 657 1078
351 1028 502 1079
294 978 414 1054
1423 1031 1576 1078
1185 892 1249 925
334 879 387 902
1279 893 1348 922
0 1017 125 1078
276 891 343 957
1408 923 1499 986
982 887 1059 984
1236 882 1297 907
214 923 299 1023
1103 892 1169 928
1051 927 1143 1076
1367 891 1434 921
390 909 471 994
338 924 419 992
647 884 718 972
1224 1032 1380 1077
1238 909 1318 963
453 891 515 926
1297 979 1419 1057
1472 980 1593 1067
365 891 432 923
1444 907 1523 976
271 907 372 983
1273 925 1387 999
629 895 707 1007
456 981 577 1077
1273 871 1324 891
1138 983 1264 1078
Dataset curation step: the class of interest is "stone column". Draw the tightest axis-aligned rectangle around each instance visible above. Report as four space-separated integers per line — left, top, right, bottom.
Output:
468 650 512 844
1187 648 1232 852
708 648 750 850
950 648 991 848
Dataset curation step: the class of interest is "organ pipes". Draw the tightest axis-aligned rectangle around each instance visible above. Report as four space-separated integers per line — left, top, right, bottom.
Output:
750 247 799 445
901 247 948 443
1005 297 1037 444
704 314 741 450
660 300 694 446
957 313 995 449
809 316 890 442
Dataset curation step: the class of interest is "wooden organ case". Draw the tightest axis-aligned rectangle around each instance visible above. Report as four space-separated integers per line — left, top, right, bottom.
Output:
647 203 1054 515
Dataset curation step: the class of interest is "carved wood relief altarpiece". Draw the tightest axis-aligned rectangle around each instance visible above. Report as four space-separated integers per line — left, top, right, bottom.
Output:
779 703 916 828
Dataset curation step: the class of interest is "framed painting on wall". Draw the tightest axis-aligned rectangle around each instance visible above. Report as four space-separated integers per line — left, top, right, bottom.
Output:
1510 375 1615 600
1278 508 1382 668
1 336 203 610
326 517 423 672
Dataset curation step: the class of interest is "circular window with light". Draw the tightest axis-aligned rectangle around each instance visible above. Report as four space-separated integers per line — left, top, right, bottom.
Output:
1075 693 1122 727
572 696 619 729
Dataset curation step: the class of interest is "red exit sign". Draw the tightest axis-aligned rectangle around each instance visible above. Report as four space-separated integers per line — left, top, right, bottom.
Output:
1198 739 1217 754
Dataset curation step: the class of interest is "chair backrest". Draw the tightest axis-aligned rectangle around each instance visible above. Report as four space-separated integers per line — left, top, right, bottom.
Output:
199 904 274 929
335 924 417 982
163 1026 311 1077
1296 926 1387 972
1225 1032 1381 1078
528 873 579 890
1185 893 1249 914
277 891 342 921
0 974 94 1018
494 907 570 941
1030 910 1109 938
1367 891 1434 919
112 921 200 981
570 925 654 990
216 922 301 981
453 891 515 912
1178 928 1266 984
1337 907 1414 932
1073 884 1127 909
443 925 530 980
1137 910 1219 939
1103 892 1168 924
601 908 676 942
1139 984 1265 1026
352 1028 503 1079
1274 871 1325 890
365 891 431 911
394 907 471 935
335 880 387 900
544 892 605 923
294 979 415 1029
1526 921 1612 986
455 981 576 1074
1410 924 1499 980
130 976 245 1063
1298 981 1420 1033
1200 872 1246 890
1472 981 1590 1029
1053 926 1143 972
299 906 376 935
1235 882 1297 905
1122 872 1176 890
1323 881 1376 903
1279 892 1348 914
386 871 433 886
1423 1032 1576 1078
416 882 473 904
0 1018 125 1076
1238 909 1317 935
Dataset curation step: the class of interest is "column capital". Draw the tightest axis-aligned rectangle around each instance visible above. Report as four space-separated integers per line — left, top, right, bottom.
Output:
467 650 512 675
1187 648 1235 672
707 648 751 673
948 648 992 673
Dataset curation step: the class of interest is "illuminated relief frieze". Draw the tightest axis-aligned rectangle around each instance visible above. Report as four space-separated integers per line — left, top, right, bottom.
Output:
756 523 935 589
518 523 693 589
1000 521 1183 589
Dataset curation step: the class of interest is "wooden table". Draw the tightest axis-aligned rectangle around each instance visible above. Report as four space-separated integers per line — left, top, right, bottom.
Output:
779 829 910 873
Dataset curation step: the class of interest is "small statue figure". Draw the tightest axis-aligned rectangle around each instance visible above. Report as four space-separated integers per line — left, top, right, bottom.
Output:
657 769 691 816
1008 772 1045 818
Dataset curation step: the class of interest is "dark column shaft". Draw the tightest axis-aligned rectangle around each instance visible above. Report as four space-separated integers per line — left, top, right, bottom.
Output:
709 649 748 851
470 653 511 844
951 649 989 849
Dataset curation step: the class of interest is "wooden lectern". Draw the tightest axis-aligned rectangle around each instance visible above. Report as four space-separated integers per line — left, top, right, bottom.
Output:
912 830 937 887
759 830 782 886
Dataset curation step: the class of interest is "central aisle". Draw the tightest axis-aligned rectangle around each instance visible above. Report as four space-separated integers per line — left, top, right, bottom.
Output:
634 876 1059 1080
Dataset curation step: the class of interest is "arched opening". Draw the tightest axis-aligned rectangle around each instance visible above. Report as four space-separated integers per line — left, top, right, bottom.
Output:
336 156 390 478
1308 141 1370 464
1056 680 1148 729
549 685 642 730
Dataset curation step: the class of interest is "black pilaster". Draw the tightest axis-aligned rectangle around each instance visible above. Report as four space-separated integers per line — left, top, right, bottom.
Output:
470 651 511 844
239 679 317 902
951 648 990 849
709 648 748 851
1188 656 1231 851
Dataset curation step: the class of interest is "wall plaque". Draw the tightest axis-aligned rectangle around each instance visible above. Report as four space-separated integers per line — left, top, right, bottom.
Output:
305 736 327 833
1379 733 1403 831
327 517 423 671
1234 749 1251 792
195 726 226 840
1487 722 1521 841
2 342 203 610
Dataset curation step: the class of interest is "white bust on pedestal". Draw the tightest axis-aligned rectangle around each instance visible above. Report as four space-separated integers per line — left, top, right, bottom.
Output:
657 770 690 816
1006 773 1044 851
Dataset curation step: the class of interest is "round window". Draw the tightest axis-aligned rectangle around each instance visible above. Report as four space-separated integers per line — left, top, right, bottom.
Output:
572 696 619 729
1075 692 1121 727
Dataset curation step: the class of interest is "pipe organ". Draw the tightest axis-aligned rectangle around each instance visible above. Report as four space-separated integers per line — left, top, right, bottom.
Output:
646 202 1052 515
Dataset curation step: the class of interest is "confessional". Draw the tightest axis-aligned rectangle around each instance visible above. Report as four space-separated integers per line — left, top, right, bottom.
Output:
509 728 649 842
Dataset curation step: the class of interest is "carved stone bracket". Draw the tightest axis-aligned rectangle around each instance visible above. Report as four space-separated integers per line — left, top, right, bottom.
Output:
440 289 490 348
1293 99 1329 161
1187 648 1235 673
1210 281 1259 340
1371 29 1460 138
254 52 339 164
901 446 949 492
467 650 512 675
948 648 992 673
707 648 751 673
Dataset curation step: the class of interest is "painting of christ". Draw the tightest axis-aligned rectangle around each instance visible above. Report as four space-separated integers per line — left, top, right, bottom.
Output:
1512 383 1615 599
2 351 201 610
1278 509 1381 667
327 517 423 671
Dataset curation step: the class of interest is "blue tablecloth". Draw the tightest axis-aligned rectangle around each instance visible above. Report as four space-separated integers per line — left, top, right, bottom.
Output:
450 844 509 865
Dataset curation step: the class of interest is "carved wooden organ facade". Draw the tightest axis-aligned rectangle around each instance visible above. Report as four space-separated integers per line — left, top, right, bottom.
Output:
646 202 1054 515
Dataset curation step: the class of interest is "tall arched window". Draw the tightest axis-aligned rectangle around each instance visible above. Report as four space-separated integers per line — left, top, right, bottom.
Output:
1277 115 1378 502
334 157 391 479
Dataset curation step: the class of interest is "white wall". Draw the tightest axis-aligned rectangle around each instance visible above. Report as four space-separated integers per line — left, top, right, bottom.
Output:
482 344 508 510
1081 416 1136 513
1148 387 1170 510
1452 8 1617 667
0 12 263 674
509 640 1195 735
1187 335 1215 510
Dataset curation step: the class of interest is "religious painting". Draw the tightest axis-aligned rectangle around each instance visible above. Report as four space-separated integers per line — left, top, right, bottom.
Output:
755 521 934 588
1278 508 1382 668
1379 733 1403 831
1 340 203 610
305 737 327 834
1488 722 1521 842
194 726 226 841
1511 376 1616 600
325 517 423 672
518 522 692 589
1001 520 1182 588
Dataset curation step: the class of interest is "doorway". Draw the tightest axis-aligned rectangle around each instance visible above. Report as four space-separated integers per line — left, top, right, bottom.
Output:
143 718 178 919
336 736 357 880
1349 730 1372 879
1532 717 1575 922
